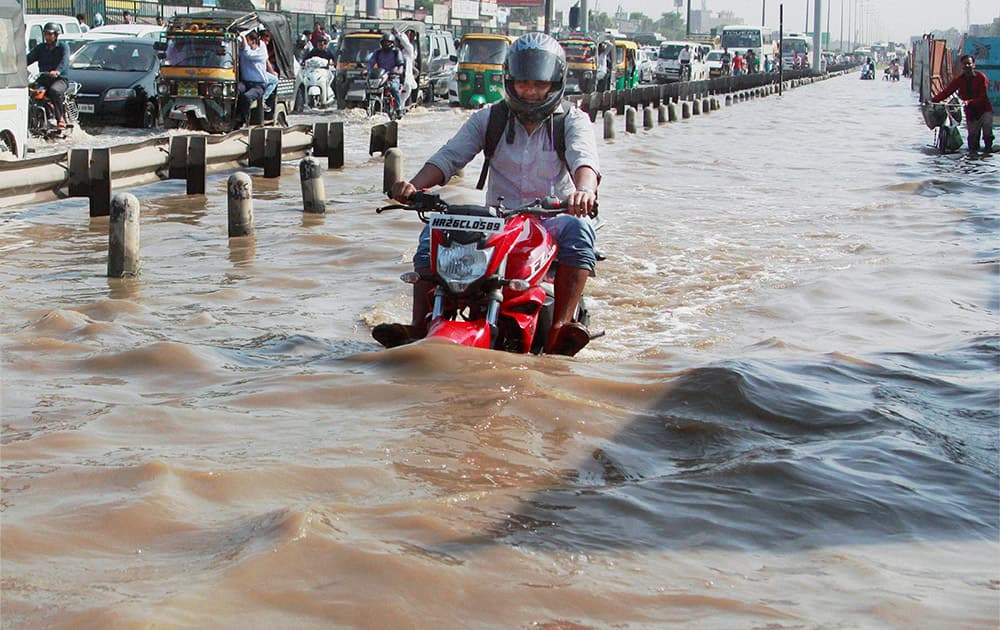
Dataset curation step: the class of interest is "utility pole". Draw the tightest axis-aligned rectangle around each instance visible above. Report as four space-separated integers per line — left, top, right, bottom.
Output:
839 0 843 52
762 0 766 26
812 0 821 72
686 0 691 38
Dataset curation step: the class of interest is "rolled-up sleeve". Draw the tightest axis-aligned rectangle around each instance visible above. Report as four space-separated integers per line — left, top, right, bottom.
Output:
563 108 601 182
425 108 490 181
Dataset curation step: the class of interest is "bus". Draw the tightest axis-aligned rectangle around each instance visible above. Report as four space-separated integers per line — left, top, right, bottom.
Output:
0 0 28 159
781 33 811 68
720 25 775 72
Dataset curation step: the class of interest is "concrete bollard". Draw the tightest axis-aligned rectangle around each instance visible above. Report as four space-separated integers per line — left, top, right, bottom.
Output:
186 136 207 195
625 107 637 133
667 102 678 122
89 148 111 218
603 111 616 139
299 154 326 214
725 94 733 106
108 192 140 277
383 148 403 196
657 104 668 123
681 101 691 119
227 172 254 238
692 99 701 115
702 98 711 113
643 106 654 129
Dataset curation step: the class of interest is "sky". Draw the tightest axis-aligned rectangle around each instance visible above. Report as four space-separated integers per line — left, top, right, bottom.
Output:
553 0 1000 44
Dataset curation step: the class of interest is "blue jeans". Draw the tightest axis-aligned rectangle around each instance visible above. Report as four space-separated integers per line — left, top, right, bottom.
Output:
263 73 278 102
414 214 596 272
386 75 403 115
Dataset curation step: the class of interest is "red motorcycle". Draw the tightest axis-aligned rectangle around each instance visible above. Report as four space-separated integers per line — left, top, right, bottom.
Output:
376 192 598 354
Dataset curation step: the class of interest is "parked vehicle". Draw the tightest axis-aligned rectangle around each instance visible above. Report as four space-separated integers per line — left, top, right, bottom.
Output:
335 20 455 108
375 191 597 354
334 26 383 110
559 32 601 94
453 32 511 107
27 78 79 138
295 54 336 110
0 0 29 158
157 10 296 133
653 40 709 83
365 67 399 120
65 38 160 127
638 46 657 83
705 49 727 77
88 24 164 39
613 39 640 90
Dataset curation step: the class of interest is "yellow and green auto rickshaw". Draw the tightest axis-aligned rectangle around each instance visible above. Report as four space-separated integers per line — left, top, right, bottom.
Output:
156 10 296 133
613 39 640 90
453 33 511 108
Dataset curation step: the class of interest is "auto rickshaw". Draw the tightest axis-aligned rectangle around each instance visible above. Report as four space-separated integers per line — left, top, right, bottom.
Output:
453 32 511 108
156 10 297 133
613 39 640 90
559 32 605 94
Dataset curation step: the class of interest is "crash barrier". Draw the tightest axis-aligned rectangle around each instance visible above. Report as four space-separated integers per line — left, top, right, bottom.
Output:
0 122 384 211
575 68 854 136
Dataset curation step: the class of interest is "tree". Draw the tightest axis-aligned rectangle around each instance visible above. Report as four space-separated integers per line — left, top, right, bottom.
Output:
589 10 612 32
656 12 685 39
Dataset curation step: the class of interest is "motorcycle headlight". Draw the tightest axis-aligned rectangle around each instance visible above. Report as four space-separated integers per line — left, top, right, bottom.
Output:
104 88 136 101
583 71 593 78
436 242 493 293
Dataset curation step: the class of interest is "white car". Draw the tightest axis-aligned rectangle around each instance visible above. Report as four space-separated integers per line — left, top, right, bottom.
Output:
638 47 657 83
88 24 165 39
704 49 726 78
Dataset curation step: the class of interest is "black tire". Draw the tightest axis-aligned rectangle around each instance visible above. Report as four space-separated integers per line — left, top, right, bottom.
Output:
386 95 398 121
366 96 377 118
293 87 304 113
136 101 156 128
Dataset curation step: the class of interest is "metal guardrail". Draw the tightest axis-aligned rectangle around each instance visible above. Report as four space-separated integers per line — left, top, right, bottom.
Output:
0 124 315 209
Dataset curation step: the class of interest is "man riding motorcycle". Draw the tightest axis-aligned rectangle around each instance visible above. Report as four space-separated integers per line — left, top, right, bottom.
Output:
377 32 601 355
367 33 404 119
26 22 70 129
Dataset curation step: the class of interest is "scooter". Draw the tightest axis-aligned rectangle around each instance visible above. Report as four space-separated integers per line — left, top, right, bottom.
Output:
27 79 80 139
375 192 598 354
365 68 400 121
294 55 336 111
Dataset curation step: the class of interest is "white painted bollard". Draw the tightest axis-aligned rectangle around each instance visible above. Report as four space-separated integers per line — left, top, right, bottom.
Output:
383 148 403 196
668 102 678 122
658 104 668 123
108 192 140 277
681 101 692 119
625 107 637 133
692 99 701 115
300 154 326 214
228 172 254 238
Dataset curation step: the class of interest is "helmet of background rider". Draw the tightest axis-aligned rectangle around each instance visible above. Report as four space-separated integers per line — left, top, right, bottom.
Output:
43 22 62 35
503 32 567 124
380 32 394 50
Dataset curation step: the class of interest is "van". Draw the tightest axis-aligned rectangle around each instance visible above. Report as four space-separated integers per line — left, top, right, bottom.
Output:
25 14 81 49
418 28 456 102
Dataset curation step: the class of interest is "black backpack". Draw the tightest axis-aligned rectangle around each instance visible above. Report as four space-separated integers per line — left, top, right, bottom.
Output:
476 100 570 190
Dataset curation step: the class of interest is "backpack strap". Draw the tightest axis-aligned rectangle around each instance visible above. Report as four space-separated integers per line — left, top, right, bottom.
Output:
476 100 571 191
477 101 509 190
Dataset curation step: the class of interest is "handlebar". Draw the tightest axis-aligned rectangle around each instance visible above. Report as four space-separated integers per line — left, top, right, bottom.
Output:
377 191 598 221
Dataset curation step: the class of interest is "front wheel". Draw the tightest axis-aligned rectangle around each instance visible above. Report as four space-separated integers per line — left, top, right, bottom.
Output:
386 96 398 121
293 87 304 113
136 101 156 128
366 96 377 118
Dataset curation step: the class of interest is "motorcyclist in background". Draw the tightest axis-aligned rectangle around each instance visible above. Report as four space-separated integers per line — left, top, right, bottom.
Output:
366 33 405 119
26 22 70 128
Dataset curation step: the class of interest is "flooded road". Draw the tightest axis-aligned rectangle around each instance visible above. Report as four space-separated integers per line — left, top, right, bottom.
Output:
2 76 998 628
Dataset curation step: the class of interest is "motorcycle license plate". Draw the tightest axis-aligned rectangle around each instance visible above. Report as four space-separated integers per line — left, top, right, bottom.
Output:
429 214 503 234
178 82 198 97
77 103 95 113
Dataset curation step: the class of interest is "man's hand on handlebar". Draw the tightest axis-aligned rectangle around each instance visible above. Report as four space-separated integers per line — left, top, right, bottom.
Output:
565 189 597 217
390 180 418 203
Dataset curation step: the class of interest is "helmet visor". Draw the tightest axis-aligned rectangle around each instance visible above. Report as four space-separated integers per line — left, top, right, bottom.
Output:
506 47 564 83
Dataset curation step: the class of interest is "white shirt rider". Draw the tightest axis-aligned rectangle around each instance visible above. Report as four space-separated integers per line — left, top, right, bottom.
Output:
678 46 692 63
